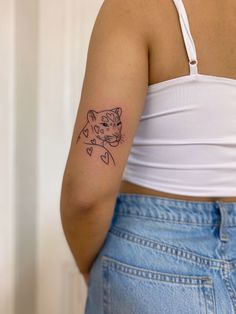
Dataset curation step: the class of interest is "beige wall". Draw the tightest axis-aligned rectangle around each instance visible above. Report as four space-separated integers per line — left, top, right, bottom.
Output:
0 0 102 313
14 0 38 313
0 1 15 313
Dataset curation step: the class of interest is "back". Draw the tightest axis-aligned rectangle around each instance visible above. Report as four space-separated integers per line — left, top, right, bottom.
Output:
147 0 236 85
122 0 236 196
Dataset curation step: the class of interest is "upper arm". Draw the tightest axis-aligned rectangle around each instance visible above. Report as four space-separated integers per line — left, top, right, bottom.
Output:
61 0 149 206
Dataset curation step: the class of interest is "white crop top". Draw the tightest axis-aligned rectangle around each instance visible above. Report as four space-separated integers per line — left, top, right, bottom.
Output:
122 0 236 197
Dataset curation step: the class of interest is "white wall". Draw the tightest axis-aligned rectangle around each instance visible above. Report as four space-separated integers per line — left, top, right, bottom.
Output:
14 0 39 313
0 0 102 313
0 1 15 313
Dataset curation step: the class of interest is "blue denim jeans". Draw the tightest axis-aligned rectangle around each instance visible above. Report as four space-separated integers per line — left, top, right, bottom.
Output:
85 193 236 314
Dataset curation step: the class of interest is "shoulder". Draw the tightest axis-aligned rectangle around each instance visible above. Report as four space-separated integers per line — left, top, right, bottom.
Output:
93 0 156 44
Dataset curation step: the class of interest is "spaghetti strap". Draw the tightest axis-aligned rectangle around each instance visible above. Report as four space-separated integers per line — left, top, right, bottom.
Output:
172 0 198 75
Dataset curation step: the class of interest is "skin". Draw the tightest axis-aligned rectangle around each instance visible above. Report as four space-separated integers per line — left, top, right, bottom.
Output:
60 0 236 285
60 0 149 282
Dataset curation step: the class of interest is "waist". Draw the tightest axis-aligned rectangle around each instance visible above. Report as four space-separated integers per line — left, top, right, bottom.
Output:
122 140 236 199
119 180 236 202
114 192 236 222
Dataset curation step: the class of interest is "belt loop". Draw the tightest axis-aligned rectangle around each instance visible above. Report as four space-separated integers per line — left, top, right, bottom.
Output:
216 201 229 242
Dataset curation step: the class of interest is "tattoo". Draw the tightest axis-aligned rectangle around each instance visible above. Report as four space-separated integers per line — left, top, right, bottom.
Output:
76 107 124 166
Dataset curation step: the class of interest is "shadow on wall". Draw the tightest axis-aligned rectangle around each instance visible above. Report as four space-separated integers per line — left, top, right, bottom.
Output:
1 0 102 313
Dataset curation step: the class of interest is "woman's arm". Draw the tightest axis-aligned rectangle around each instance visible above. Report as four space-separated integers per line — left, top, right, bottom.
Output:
60 0 149 276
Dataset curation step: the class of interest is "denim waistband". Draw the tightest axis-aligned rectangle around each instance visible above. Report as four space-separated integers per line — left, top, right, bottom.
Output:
114 193 236 232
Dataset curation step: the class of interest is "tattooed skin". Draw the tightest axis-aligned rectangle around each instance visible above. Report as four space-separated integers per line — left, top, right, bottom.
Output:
76 107 124 166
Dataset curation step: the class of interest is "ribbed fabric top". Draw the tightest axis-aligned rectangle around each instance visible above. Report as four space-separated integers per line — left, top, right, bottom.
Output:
122 0 236 196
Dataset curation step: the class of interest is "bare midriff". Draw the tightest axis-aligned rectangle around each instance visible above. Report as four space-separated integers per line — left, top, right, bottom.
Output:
119 180 236 202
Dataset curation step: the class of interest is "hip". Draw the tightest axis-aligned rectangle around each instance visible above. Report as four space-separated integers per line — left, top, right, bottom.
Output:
85 193 236 314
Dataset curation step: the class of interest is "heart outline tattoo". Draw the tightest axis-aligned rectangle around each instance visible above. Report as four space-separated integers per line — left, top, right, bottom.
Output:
76 107 125 166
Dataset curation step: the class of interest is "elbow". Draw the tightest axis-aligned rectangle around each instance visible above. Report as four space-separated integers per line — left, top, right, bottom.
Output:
60 173 119 218
60 180 94 218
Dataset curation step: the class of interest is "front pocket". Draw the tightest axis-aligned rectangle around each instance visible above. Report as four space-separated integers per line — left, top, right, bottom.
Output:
102 255 216 314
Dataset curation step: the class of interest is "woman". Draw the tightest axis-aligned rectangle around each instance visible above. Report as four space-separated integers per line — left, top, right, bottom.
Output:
60 0 236 313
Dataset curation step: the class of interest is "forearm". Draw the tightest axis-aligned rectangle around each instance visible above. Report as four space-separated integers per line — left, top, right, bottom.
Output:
60 197 116 274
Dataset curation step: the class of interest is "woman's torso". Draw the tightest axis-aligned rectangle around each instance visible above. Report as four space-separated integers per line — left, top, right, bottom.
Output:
119 0 236 202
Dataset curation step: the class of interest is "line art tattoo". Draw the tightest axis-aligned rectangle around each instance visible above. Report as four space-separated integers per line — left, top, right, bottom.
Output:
76 107 124 166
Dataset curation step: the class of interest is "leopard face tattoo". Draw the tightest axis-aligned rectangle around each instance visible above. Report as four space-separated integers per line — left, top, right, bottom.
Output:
76 107 124 166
